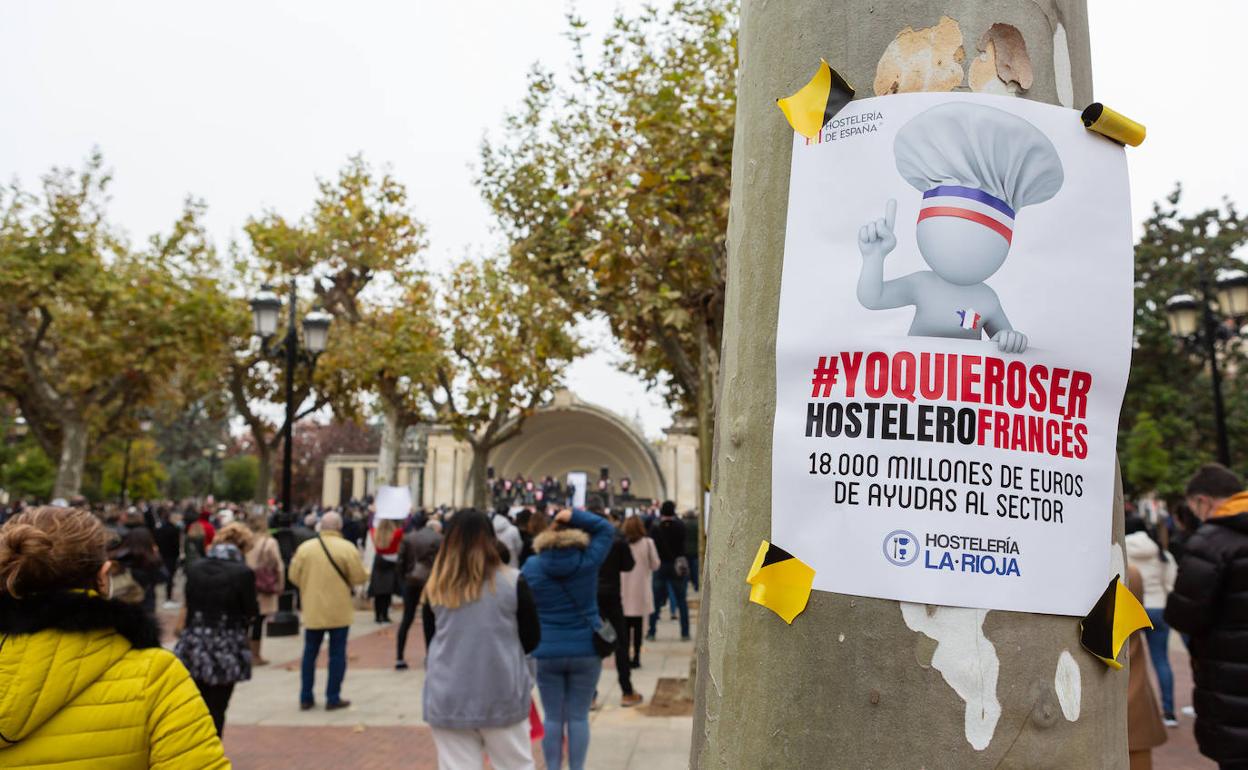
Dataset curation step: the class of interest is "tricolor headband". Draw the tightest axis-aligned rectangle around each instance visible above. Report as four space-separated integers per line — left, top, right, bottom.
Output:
918 184 1015 244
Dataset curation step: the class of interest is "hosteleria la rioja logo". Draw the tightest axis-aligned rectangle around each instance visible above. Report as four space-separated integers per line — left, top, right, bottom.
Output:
882 530 920 566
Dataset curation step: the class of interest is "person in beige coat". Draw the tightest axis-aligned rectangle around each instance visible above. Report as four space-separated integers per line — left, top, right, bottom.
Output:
1125 515 1178 724
619 516 660 668
1126 564 1167 769
288 512 368 710
244 512 285 665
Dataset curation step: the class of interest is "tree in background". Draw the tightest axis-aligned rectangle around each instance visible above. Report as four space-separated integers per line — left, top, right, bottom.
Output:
220 454 260 503
152 393 233 500
1119 187 1248 498
0 152 236 498
429 260 582 507
95 436 167 502
316 275 442 486
231 155 426 501
1123 412 1170 498
479 0 736 494
287 420 378 508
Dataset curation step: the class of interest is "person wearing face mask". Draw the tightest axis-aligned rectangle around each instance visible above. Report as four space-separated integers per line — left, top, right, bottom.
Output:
0 506 228 769
1165 463 1248 769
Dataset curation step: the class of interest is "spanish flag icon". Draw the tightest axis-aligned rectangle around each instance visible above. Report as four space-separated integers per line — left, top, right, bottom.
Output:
746 540 815 624
1079 574 1152 669
776 59 855 139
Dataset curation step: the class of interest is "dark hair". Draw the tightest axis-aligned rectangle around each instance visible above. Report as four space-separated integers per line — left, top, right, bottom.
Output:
661 500 676 517
118 527 163 569
1185 463 1243 499
1172 504 1200 534
586 494 605 514
535 500 548 513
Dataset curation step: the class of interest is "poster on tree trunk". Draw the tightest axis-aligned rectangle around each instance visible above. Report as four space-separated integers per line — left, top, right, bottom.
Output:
770 93 1133 616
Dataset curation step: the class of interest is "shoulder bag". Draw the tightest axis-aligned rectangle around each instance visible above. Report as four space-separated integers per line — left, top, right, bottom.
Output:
254 537 282 595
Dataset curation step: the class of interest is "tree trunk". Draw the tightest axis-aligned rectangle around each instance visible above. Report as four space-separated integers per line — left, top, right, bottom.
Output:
693 3 1126 768
253 440 273 504
377 398 404 487
467 441 491 511
51 415 88 500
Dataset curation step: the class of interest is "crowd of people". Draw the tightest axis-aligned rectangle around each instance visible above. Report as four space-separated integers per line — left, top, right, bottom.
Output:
0 489 701 769
9 459 1242 769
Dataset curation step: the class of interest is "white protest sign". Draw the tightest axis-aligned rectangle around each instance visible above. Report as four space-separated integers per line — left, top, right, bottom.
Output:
374 485 412 520
771 93 1132 616
566 471 588 509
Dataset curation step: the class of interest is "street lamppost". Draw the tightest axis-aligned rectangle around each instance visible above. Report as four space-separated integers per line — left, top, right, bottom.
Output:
202 443 227 497
119 417 154 505
249 282 331 637
1165 268 1248 466
249 283 332 519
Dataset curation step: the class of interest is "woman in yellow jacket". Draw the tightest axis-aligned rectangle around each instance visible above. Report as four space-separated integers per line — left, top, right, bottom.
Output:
0 506 229 769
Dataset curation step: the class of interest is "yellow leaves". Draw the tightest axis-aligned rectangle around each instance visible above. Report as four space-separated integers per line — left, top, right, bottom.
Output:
638 171 663 190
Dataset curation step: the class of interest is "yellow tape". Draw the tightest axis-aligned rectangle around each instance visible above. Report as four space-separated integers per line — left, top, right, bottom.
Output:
746 540 815 624
1081 103 1145 147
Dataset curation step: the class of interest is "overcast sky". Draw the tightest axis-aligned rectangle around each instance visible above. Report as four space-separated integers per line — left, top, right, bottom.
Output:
2 2 1244 439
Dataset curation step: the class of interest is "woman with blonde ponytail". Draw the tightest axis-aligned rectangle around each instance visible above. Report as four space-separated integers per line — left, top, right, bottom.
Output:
422 509 540 769
369 516 403 623
0 506 227 769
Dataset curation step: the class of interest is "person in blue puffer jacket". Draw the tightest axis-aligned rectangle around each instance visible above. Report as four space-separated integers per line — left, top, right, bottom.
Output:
521 507 614 770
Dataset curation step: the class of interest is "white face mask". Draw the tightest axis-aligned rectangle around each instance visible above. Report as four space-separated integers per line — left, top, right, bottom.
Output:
105 575 114 599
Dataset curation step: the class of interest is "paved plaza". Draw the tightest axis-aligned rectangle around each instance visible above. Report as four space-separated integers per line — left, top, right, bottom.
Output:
155 595 1213 769
155 600 695 770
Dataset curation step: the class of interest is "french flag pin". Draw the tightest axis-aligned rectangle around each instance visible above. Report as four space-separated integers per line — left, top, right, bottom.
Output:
956 309 981 330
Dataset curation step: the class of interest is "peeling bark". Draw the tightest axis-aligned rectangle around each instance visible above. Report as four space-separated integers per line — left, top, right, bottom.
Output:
377 399 403 487
874 16 966 96
51 415 88 500
981 23 1034 90
467 440 491 510
254 442 273 504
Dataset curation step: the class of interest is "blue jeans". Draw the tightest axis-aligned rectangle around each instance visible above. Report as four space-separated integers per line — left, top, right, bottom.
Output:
301 627 348 706
536 655 601 770
1144 608 1174 715
650 569 689 638
669 556 700 606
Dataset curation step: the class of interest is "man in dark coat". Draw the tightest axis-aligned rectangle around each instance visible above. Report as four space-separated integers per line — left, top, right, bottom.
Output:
152 506 182 607
648 500 690 641
1165 463 1248 768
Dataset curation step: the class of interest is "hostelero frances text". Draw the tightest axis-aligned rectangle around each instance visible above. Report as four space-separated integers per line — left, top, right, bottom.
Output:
805 351 1093 459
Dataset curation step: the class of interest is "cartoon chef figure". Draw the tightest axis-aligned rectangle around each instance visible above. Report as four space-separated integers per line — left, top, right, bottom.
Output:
856 101 1064 353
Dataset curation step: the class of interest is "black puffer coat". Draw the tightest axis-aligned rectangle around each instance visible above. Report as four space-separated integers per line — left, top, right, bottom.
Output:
1165 499 1248 764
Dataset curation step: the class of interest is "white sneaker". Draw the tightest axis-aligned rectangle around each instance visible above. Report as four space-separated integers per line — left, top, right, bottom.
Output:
1181 706 1196 717
161 601 180 610
1163 714 1179 727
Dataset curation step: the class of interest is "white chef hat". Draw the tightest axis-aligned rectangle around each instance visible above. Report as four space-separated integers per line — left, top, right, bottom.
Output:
894 102 1063 243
